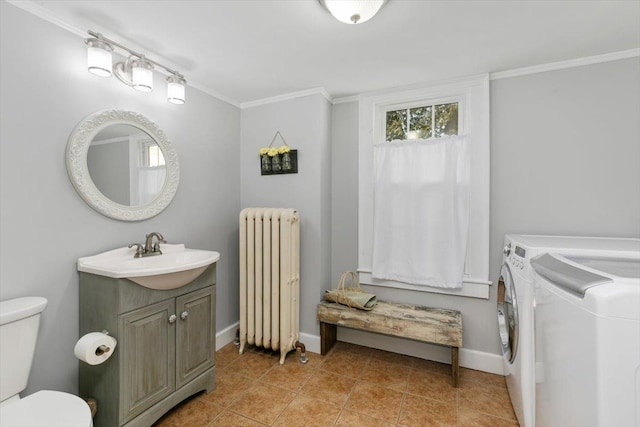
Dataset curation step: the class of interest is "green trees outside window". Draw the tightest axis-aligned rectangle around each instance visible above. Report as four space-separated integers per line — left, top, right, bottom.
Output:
386 102 458 141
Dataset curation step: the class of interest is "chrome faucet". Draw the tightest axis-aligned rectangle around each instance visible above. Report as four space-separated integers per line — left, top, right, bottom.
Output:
145 232 166 254
128 232 166 258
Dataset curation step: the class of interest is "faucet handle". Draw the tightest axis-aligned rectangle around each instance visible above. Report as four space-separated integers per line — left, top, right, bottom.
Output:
128 243 144 258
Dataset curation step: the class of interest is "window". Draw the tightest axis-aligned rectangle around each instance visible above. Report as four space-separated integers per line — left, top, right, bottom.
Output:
358 75 491 299
143 142 165 167
385 102 459 141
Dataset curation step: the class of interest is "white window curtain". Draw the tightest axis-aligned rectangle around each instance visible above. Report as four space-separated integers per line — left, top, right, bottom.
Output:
137 167 166 205
371 135 470 288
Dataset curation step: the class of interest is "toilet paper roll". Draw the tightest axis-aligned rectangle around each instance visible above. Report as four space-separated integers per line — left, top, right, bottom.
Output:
74 332 117 365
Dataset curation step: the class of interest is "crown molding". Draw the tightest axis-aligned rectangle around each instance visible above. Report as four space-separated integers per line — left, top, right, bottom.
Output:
490 48 640 81
6 0 86 38
332 95 360 104
240 87 333 109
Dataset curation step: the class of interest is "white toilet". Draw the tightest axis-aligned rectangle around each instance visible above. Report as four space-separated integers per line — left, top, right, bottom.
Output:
0 297 93 427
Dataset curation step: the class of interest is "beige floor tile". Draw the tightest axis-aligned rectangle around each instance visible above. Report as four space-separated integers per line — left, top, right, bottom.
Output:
260 360 314 391
226 351 279 379
163 344 518 426
272 396 341 427
459 381 516 421
406 369 458 404
398 394 457 427
360 358 411 392
319 349 368 378
299 370 356 406
152 396 222 427
208 410 267 426
345 381 404 424
460 367 507 389
459 408 519 427
200 369 254 408
334 409 395 427
215 343 242 370
229 382 296 425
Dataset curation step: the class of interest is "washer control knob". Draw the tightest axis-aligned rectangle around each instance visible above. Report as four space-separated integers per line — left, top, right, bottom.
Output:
503 243 512 256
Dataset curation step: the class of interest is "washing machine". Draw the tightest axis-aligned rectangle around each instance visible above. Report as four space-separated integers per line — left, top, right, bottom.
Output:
532 254 640 427
496 235 640 427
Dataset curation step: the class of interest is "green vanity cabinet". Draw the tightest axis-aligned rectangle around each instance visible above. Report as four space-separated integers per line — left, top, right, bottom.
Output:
79 264 216 427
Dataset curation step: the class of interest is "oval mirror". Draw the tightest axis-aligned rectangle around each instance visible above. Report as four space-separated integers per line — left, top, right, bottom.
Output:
66 110 179 221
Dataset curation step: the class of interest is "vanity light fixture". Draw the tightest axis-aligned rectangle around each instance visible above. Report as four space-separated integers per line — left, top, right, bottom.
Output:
85 30 187 104
319 0 388 24
166 75 186 105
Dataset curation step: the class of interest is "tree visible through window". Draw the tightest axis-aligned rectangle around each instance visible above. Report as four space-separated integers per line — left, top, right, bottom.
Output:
386 102 458 141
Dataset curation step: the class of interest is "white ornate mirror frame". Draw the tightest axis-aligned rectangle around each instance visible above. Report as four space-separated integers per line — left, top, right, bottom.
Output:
66 109 180 221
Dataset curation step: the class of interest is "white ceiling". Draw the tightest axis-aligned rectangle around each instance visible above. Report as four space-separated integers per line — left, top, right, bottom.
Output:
24 0 640 105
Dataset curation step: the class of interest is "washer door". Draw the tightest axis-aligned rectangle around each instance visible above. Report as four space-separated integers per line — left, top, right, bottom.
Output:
497 263 519 363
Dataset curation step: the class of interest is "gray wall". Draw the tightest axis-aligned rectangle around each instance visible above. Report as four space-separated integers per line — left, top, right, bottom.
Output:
0 3 241 396
87 140 130 205
331 57 640 355
240 94 332 335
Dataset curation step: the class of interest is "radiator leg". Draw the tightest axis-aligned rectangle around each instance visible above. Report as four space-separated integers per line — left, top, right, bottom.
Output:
295 341 308 364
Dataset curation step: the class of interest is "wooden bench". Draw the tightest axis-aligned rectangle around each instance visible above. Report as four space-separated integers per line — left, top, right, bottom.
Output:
317 300 463 387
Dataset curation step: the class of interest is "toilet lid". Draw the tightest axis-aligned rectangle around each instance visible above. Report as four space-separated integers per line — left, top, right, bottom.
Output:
0 390 92 427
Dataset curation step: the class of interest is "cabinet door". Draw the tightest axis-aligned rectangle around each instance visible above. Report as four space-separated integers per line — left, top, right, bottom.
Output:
176 287 215 388
120 299 176 424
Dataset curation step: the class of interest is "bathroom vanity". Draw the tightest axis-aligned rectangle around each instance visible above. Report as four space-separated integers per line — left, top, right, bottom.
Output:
78 264 216 427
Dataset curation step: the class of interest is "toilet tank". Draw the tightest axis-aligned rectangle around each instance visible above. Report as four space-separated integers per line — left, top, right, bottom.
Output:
0 297 47 403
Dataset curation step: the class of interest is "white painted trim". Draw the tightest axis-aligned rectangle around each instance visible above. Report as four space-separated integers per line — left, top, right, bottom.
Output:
298 332 321 354
490 48 640 81
333 95 360 104
6 0 86 37
358 271 491 299
216 321 239 350
188 81 241 108
240 87 333 109
336 328 505 375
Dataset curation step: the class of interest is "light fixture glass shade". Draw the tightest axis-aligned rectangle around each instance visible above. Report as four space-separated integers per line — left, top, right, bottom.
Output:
131 57 153 92
322 0 386 24
85 38 113 77
167 75 186 104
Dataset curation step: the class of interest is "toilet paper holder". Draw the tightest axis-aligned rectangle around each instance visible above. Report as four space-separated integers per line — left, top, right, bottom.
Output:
95 330 110 356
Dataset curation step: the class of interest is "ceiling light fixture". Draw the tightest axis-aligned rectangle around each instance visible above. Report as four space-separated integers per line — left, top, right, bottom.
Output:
84 30 187 104
319 0 387 24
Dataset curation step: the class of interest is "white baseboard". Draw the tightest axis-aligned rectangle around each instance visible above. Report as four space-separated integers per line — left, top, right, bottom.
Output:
216 323 321 354
298 332 321 354
336 328 505 375
217 324 503 375
216 321 239 350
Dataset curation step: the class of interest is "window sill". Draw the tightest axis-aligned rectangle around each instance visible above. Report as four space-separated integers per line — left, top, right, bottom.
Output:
358 270 491 299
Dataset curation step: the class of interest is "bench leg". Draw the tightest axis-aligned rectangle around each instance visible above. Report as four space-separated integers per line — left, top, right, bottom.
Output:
451 347 460 387
320 322 337 356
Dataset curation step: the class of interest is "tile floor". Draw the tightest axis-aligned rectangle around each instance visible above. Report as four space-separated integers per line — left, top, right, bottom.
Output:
153 341 517 427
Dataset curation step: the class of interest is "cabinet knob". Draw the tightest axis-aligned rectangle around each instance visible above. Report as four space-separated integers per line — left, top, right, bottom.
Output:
180 311 188 320
169 314 177 324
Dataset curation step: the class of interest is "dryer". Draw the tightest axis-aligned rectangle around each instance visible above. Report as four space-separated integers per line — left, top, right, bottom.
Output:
532 254 640 426
496 235 640 427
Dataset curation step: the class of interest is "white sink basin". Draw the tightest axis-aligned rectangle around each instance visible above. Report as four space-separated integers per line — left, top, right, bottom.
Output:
78 244 220 290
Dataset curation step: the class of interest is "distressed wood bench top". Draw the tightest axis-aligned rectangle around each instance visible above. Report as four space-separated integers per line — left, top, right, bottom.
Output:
317 300 462 347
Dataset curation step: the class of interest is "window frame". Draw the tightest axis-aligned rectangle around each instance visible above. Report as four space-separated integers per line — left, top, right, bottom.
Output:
358 74 491 299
